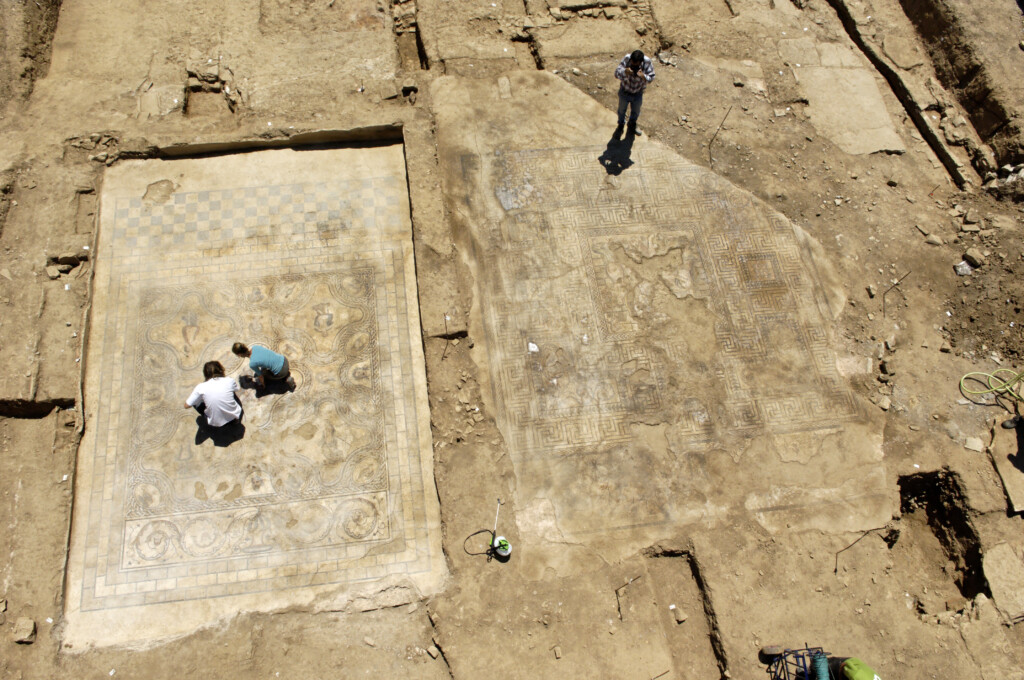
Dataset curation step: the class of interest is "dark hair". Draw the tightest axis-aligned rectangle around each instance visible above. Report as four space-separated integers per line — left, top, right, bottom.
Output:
231 342 249 356
203 361 226 380
630 49 644 64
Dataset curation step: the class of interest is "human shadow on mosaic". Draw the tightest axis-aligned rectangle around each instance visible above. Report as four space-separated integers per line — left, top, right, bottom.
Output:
598 130 635 176
240 374 296 398
193 415 246 447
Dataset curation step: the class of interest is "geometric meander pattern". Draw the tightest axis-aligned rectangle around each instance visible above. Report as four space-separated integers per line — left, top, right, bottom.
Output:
468 146 857 458
80 179 431 611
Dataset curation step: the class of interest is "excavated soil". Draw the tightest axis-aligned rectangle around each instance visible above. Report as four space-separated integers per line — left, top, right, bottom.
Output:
3 0 1024 678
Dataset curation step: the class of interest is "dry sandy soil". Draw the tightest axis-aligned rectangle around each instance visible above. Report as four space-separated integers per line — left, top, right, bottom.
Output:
3 0 1024 678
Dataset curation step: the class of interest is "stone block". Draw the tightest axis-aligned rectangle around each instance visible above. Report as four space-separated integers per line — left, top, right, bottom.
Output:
984 543 1024 623
533 18 638 59
12 617 35 644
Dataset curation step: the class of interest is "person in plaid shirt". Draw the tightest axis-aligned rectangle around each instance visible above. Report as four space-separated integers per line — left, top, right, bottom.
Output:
614 49 655 136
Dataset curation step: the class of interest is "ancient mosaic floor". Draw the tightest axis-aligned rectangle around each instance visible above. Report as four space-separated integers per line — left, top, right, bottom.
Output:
434 73 890 569
65 147 442 646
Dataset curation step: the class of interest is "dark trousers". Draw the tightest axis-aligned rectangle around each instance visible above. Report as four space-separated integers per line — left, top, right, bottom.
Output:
617 88 644 125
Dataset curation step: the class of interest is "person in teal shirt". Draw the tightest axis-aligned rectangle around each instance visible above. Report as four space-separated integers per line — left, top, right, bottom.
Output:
232 342 294 390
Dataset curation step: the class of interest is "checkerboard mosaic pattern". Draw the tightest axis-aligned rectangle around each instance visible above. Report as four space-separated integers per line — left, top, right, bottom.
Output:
112 180 403 249
76 173 435 611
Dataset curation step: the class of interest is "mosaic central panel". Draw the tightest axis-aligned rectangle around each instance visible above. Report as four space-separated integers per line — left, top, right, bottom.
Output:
123 270 387 569
468 146 857 460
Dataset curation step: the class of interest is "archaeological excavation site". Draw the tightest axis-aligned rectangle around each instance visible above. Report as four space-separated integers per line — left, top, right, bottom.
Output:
3 0 1024 677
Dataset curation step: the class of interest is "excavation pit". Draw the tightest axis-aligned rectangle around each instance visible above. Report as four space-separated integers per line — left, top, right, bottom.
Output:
897 470 989 603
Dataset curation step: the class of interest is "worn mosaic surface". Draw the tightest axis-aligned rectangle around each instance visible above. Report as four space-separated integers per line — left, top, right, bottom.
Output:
472 146 857 456
452 140 877 540
67 148 440 636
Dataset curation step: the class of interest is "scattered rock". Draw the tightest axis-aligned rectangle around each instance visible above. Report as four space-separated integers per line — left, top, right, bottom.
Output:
866 284 876 298
553 645 563 659
13 617 35 644
45 265 61 280
963 209 980 224
657 52 677 66
670 604 687 624
925 234 944 246
363 636 375 647
57 253 83 266
877 396 891 411
940 341 953 353
426 645 440 659
960 222 980 233
988 215 1017 230
915 224 930 235
964 437 985 453
379 78 401 100
963 248 985 268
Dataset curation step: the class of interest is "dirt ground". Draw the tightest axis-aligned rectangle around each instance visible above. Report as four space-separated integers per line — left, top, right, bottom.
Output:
3 0 1024 678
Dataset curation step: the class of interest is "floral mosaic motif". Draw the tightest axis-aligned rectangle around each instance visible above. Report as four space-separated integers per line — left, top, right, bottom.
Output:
122 269 389 565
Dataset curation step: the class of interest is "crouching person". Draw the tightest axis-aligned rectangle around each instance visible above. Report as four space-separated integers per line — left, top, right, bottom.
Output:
184 361 242 428
232 342 295 390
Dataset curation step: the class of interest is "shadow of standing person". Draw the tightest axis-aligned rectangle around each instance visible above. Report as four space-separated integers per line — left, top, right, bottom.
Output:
1008 416 1024 474
597 125 636 176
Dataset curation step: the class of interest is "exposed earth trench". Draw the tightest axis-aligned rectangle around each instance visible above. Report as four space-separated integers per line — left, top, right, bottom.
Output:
1 0 1024 678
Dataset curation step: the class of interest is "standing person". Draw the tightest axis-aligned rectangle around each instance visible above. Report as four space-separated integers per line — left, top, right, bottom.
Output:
232 342 295 390
614 49 655 137
183 361 242 428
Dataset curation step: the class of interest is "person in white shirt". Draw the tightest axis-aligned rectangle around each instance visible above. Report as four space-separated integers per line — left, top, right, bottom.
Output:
183 361 242 428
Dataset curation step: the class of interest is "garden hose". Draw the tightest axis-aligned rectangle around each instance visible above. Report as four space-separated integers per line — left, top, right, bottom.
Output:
959 368 1024 403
